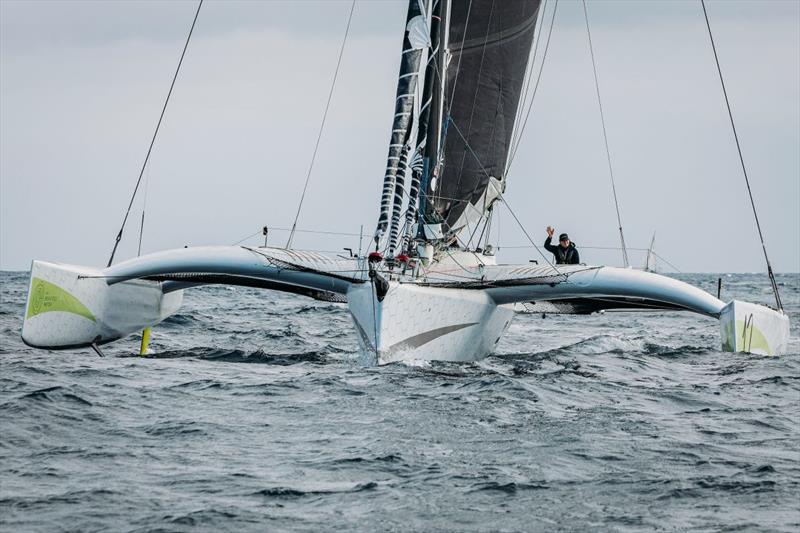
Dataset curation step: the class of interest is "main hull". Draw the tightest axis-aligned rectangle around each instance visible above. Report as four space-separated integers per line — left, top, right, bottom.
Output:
347 281 515 365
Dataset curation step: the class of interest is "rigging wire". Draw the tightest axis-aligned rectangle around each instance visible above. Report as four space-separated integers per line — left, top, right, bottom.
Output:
506 0 559 173
649 252 682 274
445 0 474 117
497 195 564 277
700 0 782 311
510 0 547 151
508 0 554 167
466 205 489 248
106 0 203 267
581 0 630 269
447 118 562 276
136 165 151 257
286 0 356 249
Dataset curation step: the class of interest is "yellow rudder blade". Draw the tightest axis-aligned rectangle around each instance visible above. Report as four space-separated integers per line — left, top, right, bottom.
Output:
140 328 151 356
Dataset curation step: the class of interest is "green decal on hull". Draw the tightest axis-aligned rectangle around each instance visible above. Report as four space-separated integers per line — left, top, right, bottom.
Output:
26 277 96 323
736 319 771 355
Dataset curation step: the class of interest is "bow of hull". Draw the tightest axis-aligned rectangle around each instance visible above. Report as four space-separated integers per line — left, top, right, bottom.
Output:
347 281 515 365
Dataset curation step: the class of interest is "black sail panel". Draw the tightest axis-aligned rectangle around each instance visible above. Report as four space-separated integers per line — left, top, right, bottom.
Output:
431 0 540 233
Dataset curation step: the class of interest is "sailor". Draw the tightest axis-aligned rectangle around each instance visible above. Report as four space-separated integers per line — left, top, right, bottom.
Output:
544 226 580 264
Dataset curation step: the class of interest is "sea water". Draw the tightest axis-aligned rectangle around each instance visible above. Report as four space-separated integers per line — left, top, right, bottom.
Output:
1 272 798 531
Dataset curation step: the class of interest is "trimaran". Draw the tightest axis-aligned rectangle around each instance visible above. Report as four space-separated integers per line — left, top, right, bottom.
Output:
21 0 790 363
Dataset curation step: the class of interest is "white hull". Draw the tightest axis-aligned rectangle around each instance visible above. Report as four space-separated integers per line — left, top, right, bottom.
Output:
347 281 515 365
20 246 790 360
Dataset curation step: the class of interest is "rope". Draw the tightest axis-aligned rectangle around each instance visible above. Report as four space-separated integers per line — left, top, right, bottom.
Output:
286 0 355 249
581 0 629 269
700 0 782 311
106 0 203 267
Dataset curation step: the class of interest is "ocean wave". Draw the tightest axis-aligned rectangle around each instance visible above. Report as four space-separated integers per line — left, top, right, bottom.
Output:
149 347 330 365
1 272 798 532
250 481 378 498
468 481 549 493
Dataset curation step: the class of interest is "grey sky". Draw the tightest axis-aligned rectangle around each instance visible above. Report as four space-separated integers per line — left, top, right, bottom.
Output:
1 0 798 273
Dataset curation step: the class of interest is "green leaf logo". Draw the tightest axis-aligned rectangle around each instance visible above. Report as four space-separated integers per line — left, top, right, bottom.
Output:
27 278 96 323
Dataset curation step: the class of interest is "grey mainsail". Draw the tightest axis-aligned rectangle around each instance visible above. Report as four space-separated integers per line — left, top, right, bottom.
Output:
426 0 541 238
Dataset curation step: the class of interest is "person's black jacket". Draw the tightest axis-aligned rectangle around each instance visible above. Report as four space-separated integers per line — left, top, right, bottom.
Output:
544 236 580 264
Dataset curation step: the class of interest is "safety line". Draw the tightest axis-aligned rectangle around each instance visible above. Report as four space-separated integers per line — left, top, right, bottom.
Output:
231 225 368 248
498 244 683 273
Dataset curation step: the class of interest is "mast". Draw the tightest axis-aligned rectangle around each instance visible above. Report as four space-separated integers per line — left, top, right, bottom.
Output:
374 0 426 251
403 0 443 252
433 0 452 194
418 0 449 231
